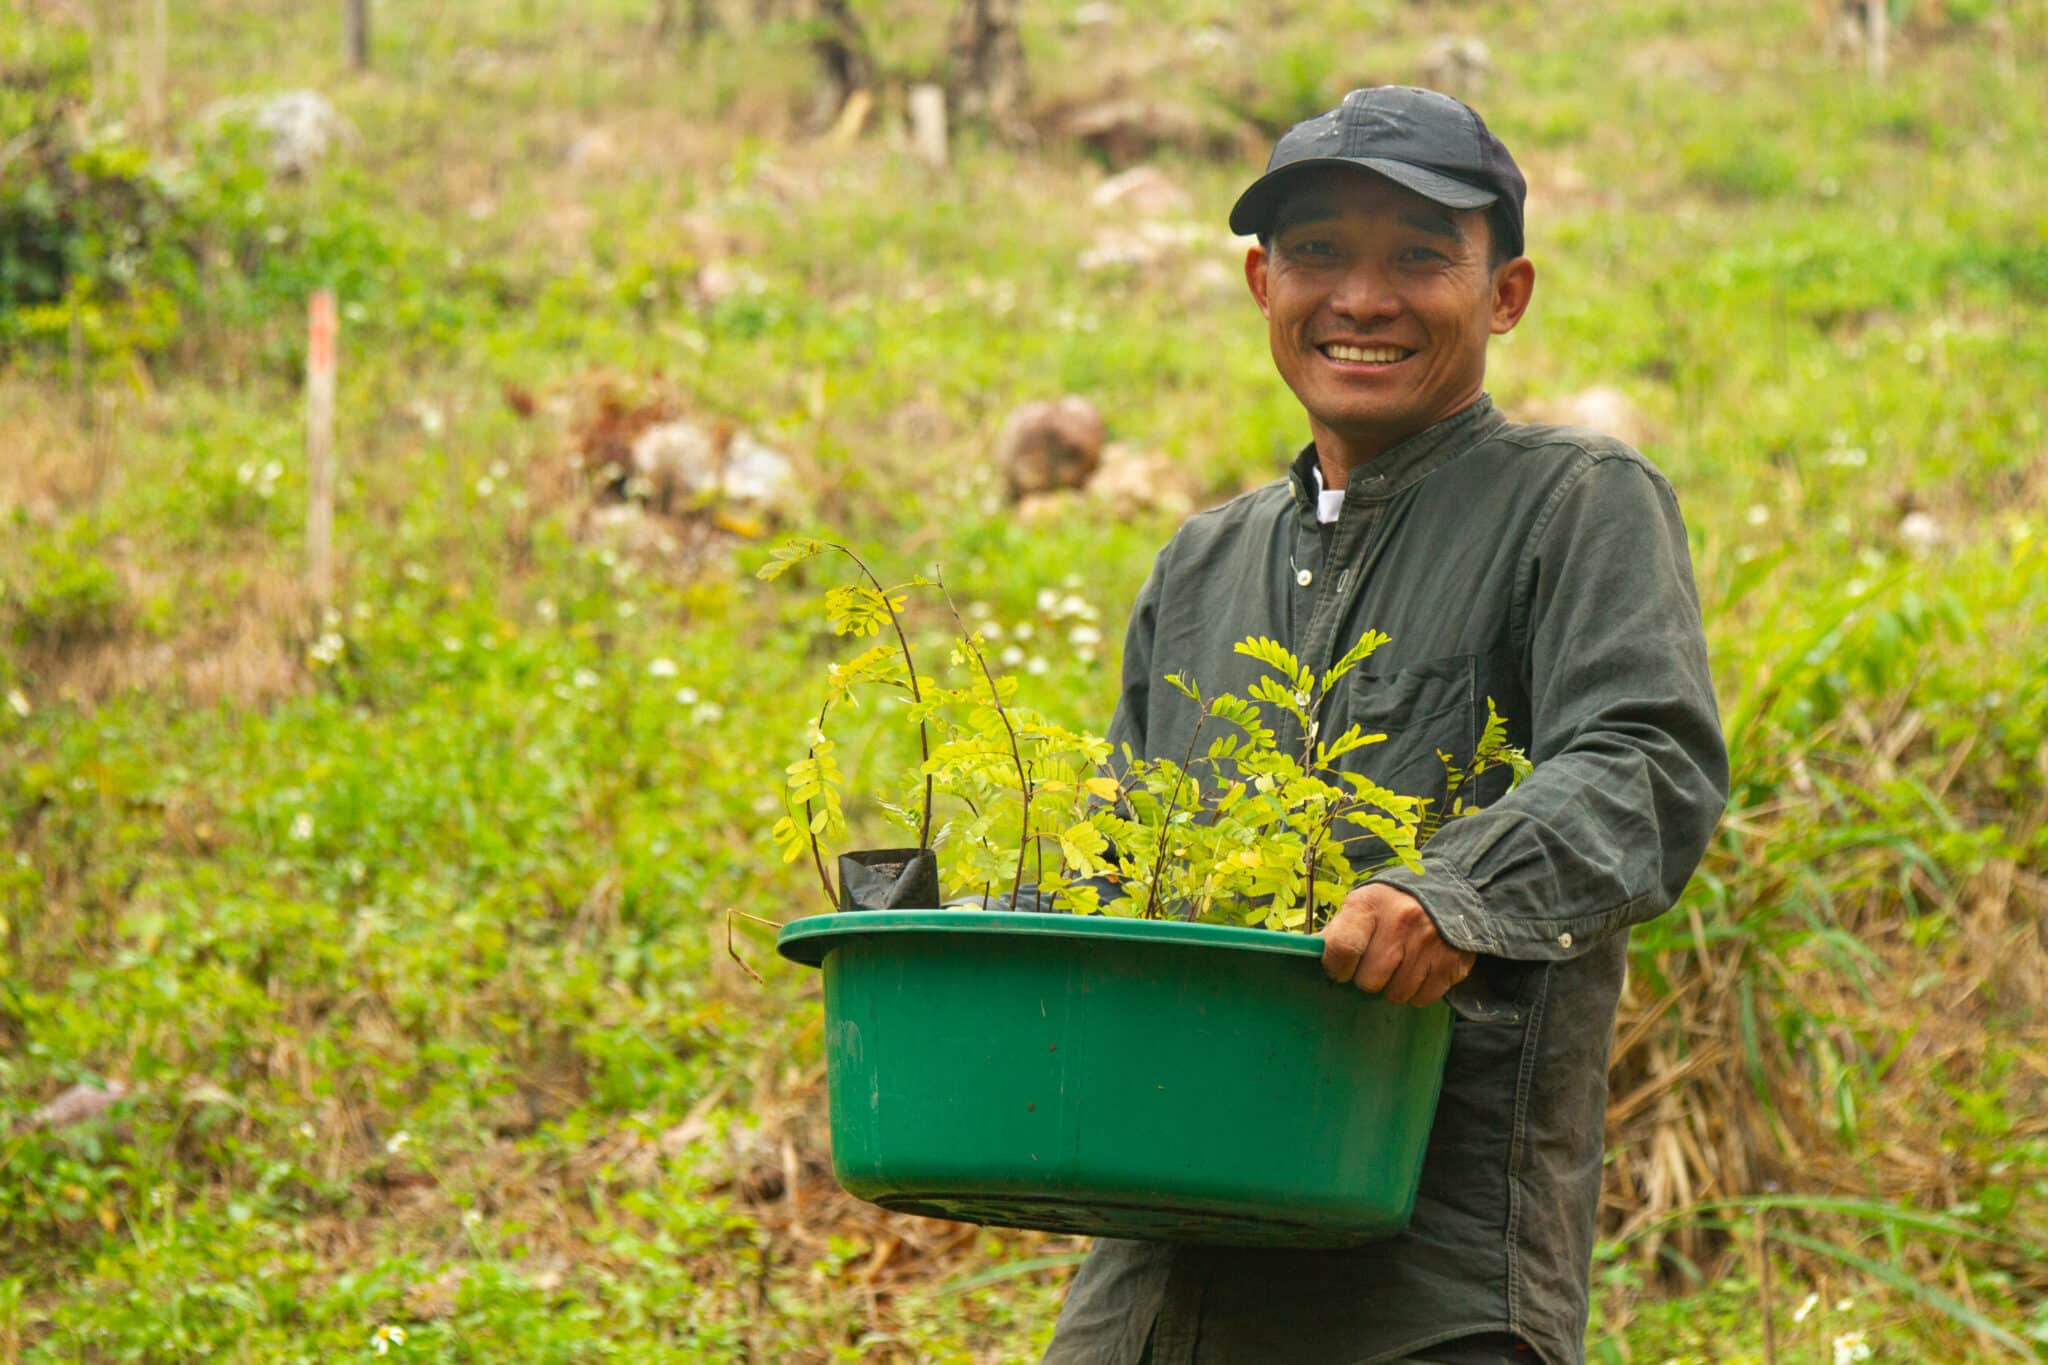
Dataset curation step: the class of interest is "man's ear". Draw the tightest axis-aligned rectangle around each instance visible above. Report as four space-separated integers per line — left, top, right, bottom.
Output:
1244 244 1271 319
1489 257 1535 335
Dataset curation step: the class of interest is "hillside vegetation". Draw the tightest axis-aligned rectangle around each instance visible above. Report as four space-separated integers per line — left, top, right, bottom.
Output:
3 0 2045 1359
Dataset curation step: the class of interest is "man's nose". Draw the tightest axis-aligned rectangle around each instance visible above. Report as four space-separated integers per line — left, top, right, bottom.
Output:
1327 262 1401 324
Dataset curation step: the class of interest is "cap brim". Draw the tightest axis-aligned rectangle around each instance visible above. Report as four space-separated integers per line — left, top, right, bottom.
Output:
1228 157 1499 237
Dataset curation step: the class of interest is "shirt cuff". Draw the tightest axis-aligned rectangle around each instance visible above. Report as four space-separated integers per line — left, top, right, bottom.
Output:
1367 860 1605 962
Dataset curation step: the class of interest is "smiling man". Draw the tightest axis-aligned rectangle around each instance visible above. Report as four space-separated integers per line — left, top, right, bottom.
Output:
1044 88 1730 1365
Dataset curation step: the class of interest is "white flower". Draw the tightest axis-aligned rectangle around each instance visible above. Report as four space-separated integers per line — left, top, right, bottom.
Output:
1832 1331 1872 1365
1068 625 1102 647
489 460 509 480
1746 504 1770 527
981 621 1005 641
690 701 725 724
289 812 315 842
372 1323 408 1353
1026 656 1049 675
5 689 29 718
308 632 345 666
1834 1298 1854 1311
535 597 558 622
999 644 1026 668
384 1130 411 1155
1012 622 1034 641
441 635 464 653
674 686 700 705
1845 578 1869 598
572 669 599 689
1036 588 1059 612
1057 593 1096 620
648 658 678 678
1793 1292 1820 1323
616 601 637 620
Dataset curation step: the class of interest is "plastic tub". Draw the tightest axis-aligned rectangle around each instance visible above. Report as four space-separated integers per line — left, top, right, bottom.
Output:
776 909 1451 1248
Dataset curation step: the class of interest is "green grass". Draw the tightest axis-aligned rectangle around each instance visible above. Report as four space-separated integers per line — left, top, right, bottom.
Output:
3 0 2047 1358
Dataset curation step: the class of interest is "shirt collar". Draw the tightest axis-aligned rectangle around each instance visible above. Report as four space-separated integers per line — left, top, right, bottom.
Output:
1310 467 1346 524
1289 395 1505 517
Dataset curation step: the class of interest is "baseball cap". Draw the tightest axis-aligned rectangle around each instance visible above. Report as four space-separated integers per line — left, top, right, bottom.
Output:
1228 86 1526 259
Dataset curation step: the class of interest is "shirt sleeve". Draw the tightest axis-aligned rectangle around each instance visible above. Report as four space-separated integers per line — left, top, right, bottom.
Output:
1106 547 1167 763
1368 454 1730 961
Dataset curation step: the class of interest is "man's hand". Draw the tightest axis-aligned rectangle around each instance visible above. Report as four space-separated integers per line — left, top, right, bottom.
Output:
1319 883 1474 1007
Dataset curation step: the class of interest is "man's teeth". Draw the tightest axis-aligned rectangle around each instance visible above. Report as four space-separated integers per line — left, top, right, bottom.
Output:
1323 343 1409 364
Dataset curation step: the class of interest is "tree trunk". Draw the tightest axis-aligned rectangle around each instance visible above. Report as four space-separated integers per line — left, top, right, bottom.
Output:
807 0 873 130
948 0 1028 137
345 0 370 70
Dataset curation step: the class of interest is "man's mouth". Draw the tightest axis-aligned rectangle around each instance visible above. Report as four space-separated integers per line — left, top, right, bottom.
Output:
1318 342 1413 366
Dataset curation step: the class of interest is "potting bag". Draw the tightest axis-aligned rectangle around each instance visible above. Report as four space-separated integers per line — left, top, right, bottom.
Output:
837 848 941 911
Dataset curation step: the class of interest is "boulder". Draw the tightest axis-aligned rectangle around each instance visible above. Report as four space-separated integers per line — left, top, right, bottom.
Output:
1087 441 1200 520
1527 385 1653 448
1418 37 1492 95
1090 165 1193 217
201 90 355 178
998 397 1105 499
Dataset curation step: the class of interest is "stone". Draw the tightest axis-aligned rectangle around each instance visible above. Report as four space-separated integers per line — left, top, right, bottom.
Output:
1418 36 1492 95
1528 385 1653 449
202 91 355 178
997 397 1105 499
1089 165 1193 217
1086 441 1200 520
24 1080 128 1130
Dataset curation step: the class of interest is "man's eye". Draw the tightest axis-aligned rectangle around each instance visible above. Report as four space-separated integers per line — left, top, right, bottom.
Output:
1402 246 1448 264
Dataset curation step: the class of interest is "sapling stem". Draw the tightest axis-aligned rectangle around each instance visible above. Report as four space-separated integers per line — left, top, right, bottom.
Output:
800 695 837 910
939 579 1032 912
1144 704 1210 921
823 542 934 848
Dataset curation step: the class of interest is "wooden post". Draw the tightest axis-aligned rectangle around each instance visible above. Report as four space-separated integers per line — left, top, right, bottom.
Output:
140 0 168 144
307 291 338 618
908 83 948 170
1864 0 1888 82
346 0 371 70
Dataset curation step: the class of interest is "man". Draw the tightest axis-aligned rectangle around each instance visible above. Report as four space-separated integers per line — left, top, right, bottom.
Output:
1044 87 1730 1365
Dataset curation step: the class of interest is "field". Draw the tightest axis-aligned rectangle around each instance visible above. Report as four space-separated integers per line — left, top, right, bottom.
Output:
3 0 2046 1359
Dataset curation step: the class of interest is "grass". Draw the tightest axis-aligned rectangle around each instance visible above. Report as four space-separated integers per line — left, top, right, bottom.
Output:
3 0 2047 1358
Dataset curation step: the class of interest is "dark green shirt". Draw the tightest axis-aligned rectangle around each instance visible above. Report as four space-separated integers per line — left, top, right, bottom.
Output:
1045 397 1729 1365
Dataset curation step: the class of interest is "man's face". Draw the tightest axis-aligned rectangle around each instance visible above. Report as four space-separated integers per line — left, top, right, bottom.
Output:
1245 168 1533 463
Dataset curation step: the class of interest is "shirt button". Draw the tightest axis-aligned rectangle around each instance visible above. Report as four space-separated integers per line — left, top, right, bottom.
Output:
1295 569 1313 587
1558 932 1574 949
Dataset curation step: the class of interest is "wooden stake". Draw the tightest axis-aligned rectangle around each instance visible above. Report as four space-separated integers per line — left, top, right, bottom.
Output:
1864 0 1888 82
306 290 338 620
140 0 168 144
908 83 948 170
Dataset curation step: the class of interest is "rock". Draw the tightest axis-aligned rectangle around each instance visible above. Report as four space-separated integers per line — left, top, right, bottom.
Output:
24 1080 128 1130
1078 219 1211 271
628 420 797 517
202 91 355 178
1090 165 1193 217
1062 97 1225 168
1086 442 1200 520
998 397 1105 499
1528 385 1653 449
1418 37 1492 95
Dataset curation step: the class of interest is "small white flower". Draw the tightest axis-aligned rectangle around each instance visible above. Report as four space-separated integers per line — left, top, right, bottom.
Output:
261 459 283 484
384 1131 411 1155
1845 578 1869 598
296 1122 315 1139
1026 656 1049 675
414 404 446 436
475 475 496 497
648 658 679 678
1834 1298 1854 1311
675 686 700 705
999 644 1027 668
571 669 599 689
1793 1292 1820 1323
289 812 315 842
1068 625 1102 647
535 597 557 621
1832 1331 1872 1365
441 635 464 653
981 621 1005 641
1746 504 1770 527
690 701 725 724
1057 593 1095 620
6 689 29 718
371 1322 408 1353
616 601 637 620
1012 622 1035 641
489 460 509 480
462 1209 483 1228
308 632 345 666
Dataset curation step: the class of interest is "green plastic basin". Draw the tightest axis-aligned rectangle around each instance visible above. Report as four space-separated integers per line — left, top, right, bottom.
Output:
776 909 1452 1248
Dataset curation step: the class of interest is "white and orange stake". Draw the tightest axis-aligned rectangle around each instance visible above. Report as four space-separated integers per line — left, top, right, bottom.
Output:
306 289 337 619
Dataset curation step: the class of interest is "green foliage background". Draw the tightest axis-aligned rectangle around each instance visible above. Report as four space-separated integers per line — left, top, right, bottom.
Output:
2 0 2045 1359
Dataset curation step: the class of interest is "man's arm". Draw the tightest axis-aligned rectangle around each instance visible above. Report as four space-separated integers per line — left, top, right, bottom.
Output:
1351 453 1730 972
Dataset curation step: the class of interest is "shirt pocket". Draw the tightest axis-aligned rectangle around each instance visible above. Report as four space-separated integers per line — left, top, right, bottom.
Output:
1326 652 1479 869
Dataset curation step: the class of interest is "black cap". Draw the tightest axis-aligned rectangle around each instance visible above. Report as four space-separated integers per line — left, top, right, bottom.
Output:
1229 86 1526 258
